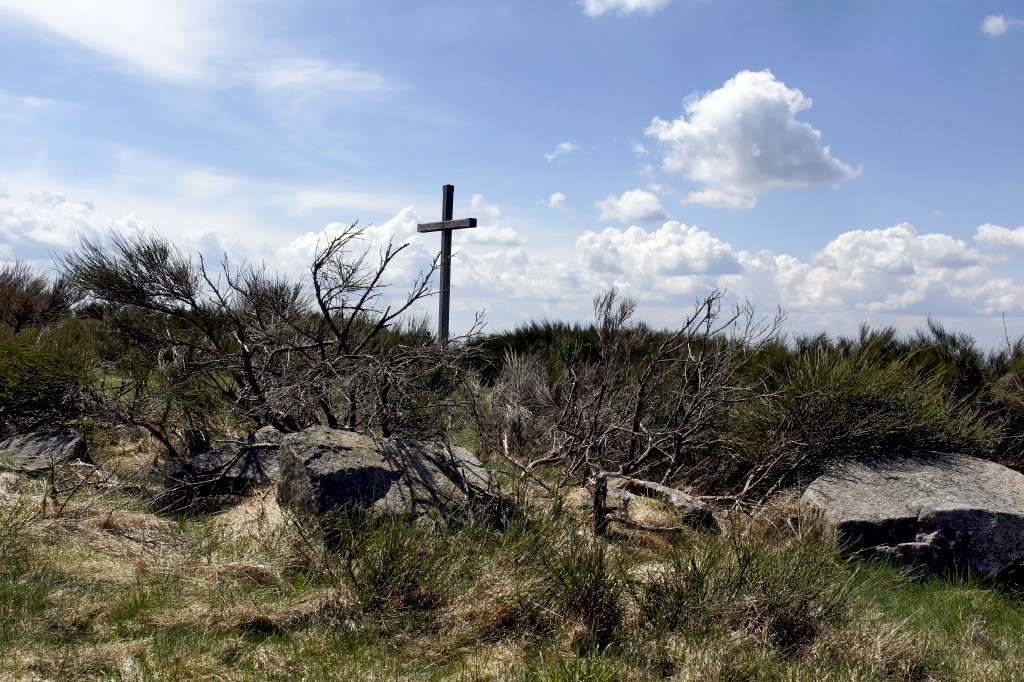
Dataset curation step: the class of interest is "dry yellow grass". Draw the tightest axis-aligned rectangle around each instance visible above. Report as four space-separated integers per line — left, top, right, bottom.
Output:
3 440 1024 681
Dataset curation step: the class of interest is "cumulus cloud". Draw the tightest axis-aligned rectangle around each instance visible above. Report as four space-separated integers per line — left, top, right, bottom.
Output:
545 142 580 162
570 219 1019 327
0 189 142 252
581 0 673 17
577 222 742 286
775 223 1005 314
4 181 1024 345
981 14 1024 36
645 70 860 209
976 223 1024 256
462 196 526 246
596 189 667 223
547 192 567 210
275 208 427 283
464 226 525 247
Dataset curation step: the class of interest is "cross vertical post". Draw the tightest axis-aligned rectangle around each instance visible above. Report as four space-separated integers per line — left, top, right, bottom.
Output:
439 185 453 344
417 184 477 344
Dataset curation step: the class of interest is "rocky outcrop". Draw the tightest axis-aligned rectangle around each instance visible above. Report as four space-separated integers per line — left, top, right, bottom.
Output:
801 453 1024 579
276 426 504 522
0 431 89 474
154 427 283 512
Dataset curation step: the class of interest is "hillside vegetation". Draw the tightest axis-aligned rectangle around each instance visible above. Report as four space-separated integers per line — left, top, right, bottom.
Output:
3 234 1024 680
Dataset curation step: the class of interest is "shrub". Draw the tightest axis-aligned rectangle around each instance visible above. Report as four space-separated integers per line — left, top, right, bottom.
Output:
0 263 90 436
721 343 994 497
59 227 481 454
0 261 78 333
486 289 784 492
0 319 95 437
635 518 854 654
539 536 626 651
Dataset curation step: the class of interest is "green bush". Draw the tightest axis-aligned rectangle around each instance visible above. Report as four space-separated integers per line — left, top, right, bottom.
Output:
0 320 95 436
635 520 854 654
719 343 994 496
540 536 626 651
0 263 93 436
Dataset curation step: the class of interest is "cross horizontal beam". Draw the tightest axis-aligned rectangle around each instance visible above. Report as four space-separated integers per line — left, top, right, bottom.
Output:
416 218 477 233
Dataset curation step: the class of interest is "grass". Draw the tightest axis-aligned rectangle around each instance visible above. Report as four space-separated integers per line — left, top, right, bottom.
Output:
2 438 1024 680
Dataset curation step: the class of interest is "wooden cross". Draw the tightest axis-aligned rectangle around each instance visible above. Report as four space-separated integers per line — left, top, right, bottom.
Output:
417 184 477 344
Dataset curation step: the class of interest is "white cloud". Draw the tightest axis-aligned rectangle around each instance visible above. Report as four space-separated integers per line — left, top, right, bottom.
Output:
4 180 1024 346
544 142 580 162
249 57 399 119
463 226 525 247
461 196 526 246
0 0 224 83
580 0 673 17
0 1 398 122
976 223 1024 256
645 70 860 208
773 223 1005 314
469 194 502 219
546 192 576 218
682 189 757 210
596 189 667 223
981 14 1024 36
289 189 409 216
177 170 242 200
0 89 59 124
577 222 742 286
0 189 142 251
571 220 1019 329
275 208 428 284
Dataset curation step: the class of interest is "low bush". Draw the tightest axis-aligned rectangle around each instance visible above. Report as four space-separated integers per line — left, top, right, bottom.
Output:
0 263 92 437
0 319 95 437
635 517 855 655
539 535 626 651
717 343 995 497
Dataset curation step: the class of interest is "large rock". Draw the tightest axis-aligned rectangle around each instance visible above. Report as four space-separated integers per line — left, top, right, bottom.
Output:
0 430 89 474
801 453 1024 579
276 426 504 522
154 427 283 512
617 477 719 532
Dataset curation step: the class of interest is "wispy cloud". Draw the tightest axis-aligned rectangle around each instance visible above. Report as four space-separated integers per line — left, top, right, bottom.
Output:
0 89 60 124
249 57 400 119
0 0 225 83
0 1 399 120
544 142 580 162
580 0 673 17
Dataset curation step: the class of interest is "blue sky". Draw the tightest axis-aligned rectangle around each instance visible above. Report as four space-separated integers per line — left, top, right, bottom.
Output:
1 0 1023 347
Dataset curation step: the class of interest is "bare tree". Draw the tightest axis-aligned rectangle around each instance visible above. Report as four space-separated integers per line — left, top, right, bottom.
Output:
490 288 784 499
61 224 480 455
